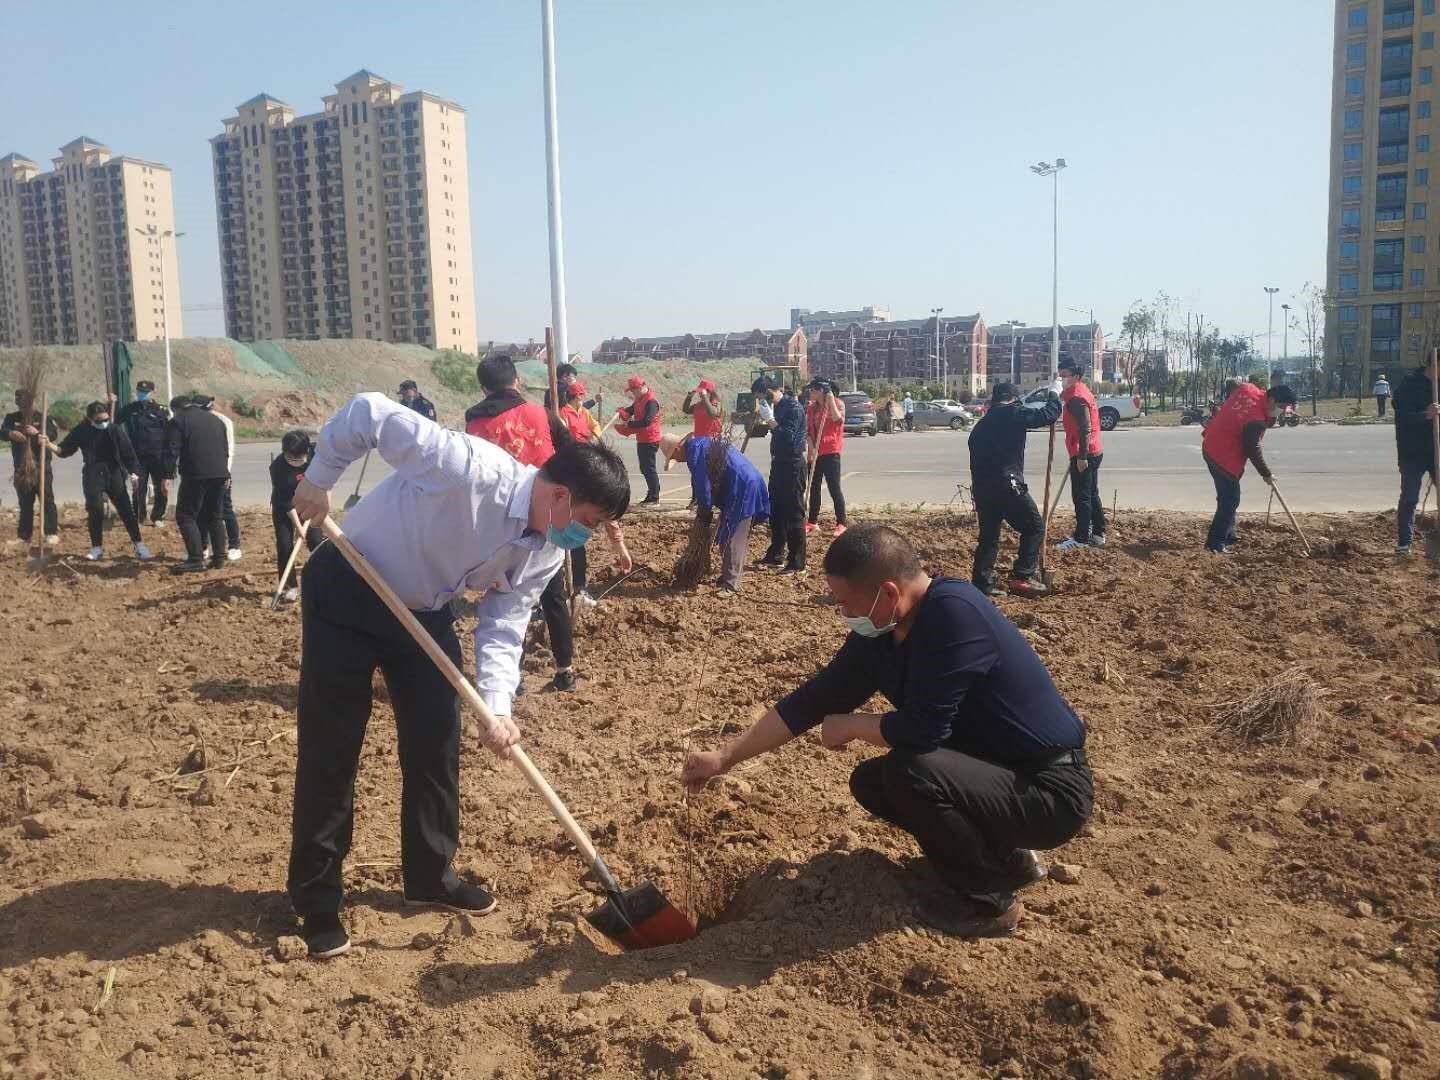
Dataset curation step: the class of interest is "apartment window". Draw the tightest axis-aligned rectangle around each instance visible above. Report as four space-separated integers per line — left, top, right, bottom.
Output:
1342 207 1363 228
1376 271 1404 289
1428 0 1437 14
1422 101 1434 118
1347 43 1367 66
1409 302 1425 317
1414 235 1428 254
1344 142 1363 162
1345 109 1363 131
1418 167 1431 184
1417 201 1429 218
1422 135 1433 151
1339 272 1360 291
1340 239 1360 261
1349 7 1367 28
1338 306 1359 322
1425 67 1436 85
1426 32 1436 49
1382 77 1414 97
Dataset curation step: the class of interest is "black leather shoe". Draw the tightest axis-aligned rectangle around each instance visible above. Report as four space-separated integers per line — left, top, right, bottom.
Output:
301 913 351 959
404 882 498 915
170 559 207 574
550 669 577 692
919 896 1021 938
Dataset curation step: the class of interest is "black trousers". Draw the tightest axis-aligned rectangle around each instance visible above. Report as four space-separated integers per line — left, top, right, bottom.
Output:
272 506 324 584
972 482 1043 586
850 749 1092 913
637 441 660 500
571 544 588 594
765 456 807 570
808 453 846 525
175 477 227 562
1068 454 1106 540
1377 395 1388 417
83 465 142 547
15 467 57 540
222 485 241 548
134 455 168 523
289 541 462 917
531 568 575 670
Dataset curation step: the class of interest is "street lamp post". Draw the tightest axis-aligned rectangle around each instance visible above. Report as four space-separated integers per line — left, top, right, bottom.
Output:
1030 159 1067 381
1281 302 1291 383
136 225 184 405
541 0 570 370
1264 286 1279 377
929 308 943 389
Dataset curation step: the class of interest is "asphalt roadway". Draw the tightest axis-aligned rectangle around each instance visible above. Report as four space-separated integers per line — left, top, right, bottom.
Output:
44 423 1403 514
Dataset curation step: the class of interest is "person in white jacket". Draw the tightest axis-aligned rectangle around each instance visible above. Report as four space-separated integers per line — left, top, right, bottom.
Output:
196 396 242 560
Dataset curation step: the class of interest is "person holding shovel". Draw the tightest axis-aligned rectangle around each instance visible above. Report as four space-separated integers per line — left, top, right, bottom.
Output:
51 401 152 562
660 432 769 596
754 377 808 575
616 375 662 505
286 392 630 957
1392 350 1439 555
1200 382 1297 555
2 390 59 547
270 430 323 603
682 524 1092 938
966 381 1062 597
1053 357 1106 551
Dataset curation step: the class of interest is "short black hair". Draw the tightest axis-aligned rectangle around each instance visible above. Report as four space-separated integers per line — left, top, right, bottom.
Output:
136 379 155 393
990 381 1018 404
399 379 418 391
282 429 312 457
169 395 192 411
823 524 922 586
539 440 631 520
85 400 108 419
557 363 578 379
1058 357 1083 376
477 354 518 393
1267 384 1298 407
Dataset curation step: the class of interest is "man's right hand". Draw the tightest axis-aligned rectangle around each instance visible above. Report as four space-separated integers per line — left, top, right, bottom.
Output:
479 712 521 759
292 476 330 523
681 749 728 794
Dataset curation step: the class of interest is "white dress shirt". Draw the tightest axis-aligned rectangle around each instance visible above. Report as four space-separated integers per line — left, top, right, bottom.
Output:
305 393 564 716
215 410 235 473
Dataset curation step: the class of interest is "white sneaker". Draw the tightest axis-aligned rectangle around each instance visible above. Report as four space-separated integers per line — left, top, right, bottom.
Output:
86 546 104 561
134 542 154 561
575 589 597 610
44 534 59 547
153 519 167 529
1055 537 1086 551
1396 544 1411 556
1086 534 1107 548
227 548 243 562
282 587 298 603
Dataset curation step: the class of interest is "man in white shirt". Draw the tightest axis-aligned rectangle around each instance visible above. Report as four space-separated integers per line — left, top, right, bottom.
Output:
287 393 630 958
195 396 242 560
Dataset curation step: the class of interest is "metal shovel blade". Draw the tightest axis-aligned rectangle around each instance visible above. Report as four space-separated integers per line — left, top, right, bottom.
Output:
586 881 696 950
342 493 362 510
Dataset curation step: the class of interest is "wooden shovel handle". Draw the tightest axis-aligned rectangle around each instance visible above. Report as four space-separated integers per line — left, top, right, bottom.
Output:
317 517 602 868
1266 481 1311 556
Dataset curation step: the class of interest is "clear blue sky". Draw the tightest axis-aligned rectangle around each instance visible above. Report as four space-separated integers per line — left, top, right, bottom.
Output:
6 1 1331 356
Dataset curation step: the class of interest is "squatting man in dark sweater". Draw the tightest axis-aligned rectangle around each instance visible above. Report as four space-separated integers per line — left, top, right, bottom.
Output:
682 524 1093 938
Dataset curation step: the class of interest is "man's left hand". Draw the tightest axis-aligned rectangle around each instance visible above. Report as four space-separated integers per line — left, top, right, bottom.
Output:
1076 457 1089 473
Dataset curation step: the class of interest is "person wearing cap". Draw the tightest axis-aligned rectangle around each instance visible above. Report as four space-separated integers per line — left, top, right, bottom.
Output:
1054 358 1107 551
1200 382 1298 554
117 379 172 527
616 375 662 505
682 524 1092 939
805 378 848 538
51 400 153 562
661 432 769 595
753 377 808 574
271 429 324 603
399 380 437 422
966 381 1062 597
163 394 231 573
1374 372 1392 418
1392 351 1439 555
682 379 723 439
559 380 601 444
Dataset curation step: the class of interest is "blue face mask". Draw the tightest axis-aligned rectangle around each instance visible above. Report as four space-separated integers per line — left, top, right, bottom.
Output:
546 494 593 550
136 390 150 401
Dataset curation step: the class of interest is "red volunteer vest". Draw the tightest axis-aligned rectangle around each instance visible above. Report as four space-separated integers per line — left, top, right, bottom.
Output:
467 401 555 467
1202 382 1268 479
691 395 723 438
1060 382 1102 457
807 397 844 456
622 391 662 443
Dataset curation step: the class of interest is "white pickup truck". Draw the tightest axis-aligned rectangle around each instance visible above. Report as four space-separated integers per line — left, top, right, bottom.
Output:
1022 387 1144 431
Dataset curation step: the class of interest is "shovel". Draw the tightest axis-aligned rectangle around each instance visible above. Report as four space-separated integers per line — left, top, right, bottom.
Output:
343 451 371 510
1266 480 1311 557
270 510 308 610
1036 422 1058 588
317 517 696 950
1428 355 1440 562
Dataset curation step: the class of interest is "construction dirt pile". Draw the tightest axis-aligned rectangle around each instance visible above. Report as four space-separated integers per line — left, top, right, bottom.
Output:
0 506 1436 1079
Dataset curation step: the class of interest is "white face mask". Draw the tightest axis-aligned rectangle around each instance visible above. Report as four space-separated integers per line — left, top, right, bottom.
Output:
843 587 897 638
93 420 110 430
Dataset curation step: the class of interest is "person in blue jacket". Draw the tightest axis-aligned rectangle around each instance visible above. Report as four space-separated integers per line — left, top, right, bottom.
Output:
661 433 769 596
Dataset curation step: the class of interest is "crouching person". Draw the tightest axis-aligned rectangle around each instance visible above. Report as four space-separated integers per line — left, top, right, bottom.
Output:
681 524 1092 937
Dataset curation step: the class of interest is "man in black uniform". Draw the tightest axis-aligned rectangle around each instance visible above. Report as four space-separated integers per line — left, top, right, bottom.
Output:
2 390 59 546
754 377 808 574
117 379 171 526
398 379 437 422
683 525 1091 938
163 395 231 573
967 381 1062 598
52 401 152 562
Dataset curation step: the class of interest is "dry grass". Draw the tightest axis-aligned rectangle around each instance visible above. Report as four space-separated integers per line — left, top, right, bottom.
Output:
1209 669 1332 750
670 435 733 589
12 349 45 493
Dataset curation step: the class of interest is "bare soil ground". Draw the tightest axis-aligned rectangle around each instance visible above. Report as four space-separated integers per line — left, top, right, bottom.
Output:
0 504 1437 1080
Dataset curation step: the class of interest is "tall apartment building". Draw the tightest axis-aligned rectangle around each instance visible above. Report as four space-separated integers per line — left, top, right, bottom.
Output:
1328 0 1440 381
212 70 475 350
0 138 180 348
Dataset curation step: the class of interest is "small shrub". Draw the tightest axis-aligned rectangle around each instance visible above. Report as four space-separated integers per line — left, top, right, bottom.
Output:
432 349 479 395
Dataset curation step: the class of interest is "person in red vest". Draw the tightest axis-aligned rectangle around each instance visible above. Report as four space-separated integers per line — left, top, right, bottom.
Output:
1200 380 1298 554
557 378 633 607
617 375 662 504
683 379 723 439
559 380 601 444
1053 357 1107 551
805 378 848 537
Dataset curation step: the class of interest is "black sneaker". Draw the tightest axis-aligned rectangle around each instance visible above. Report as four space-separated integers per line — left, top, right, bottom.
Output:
550 669 577 692
301 913 351 959
918 895 1021 938
170 559 207 574
638 496 660 506
404 881 498 915
208 557 227 570
779 565 807 577
758 553 785 568
1000 848 1048 891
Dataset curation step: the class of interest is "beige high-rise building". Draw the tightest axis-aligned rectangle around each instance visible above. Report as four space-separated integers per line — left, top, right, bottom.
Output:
0 138 181 348
212 70 475 351
1328 0 1440 382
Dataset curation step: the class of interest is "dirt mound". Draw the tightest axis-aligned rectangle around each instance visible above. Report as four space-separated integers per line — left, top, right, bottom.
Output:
0 505 1436 1079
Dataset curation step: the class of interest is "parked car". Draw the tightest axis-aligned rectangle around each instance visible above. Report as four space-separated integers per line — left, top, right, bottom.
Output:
839 391 877 437
1022 387 1143 431
911 399 973 430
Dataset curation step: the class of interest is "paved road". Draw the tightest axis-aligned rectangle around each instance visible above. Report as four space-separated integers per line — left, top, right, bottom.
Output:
43 423 1403 514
